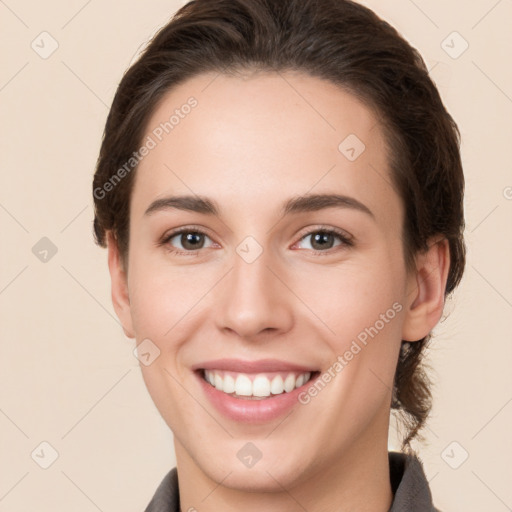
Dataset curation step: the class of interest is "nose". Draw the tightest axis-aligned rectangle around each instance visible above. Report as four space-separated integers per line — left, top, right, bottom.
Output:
215 245 294 341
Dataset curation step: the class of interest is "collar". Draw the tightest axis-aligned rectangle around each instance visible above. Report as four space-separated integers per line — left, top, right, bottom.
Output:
387 451 440 511
144 451 440 511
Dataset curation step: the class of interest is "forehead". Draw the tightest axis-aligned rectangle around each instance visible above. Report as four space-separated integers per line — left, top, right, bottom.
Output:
131 70 401 227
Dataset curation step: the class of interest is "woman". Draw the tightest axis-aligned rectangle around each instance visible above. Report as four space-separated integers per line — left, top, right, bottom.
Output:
92 0 466 510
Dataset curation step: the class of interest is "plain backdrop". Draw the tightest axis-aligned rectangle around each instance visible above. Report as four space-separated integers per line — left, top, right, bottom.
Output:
1 0 511 510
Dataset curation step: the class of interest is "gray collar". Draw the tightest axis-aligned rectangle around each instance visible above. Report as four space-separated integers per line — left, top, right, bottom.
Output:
144 451 440 511
388 451 440 511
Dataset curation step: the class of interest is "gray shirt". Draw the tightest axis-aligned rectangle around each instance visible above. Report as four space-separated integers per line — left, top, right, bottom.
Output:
144 451 441 511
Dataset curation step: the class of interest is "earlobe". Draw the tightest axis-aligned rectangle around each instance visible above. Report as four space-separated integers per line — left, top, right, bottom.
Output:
401 236 450 342
106 231 135 339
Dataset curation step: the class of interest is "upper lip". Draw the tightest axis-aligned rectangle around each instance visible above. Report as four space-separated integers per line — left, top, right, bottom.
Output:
192 358 317 373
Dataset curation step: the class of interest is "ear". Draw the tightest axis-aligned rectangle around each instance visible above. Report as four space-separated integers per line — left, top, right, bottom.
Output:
106 231 135 339
401 236 450 342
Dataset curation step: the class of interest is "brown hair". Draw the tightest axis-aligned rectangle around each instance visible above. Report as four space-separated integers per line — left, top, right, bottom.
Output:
92 0 466 449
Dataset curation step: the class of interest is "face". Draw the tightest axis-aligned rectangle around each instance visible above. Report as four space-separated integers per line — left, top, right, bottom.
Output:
109 70 435 492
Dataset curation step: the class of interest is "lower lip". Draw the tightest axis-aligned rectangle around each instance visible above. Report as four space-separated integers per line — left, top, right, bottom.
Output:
195 371 318 423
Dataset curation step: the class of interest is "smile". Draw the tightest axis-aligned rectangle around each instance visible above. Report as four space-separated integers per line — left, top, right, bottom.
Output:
202 369 316 399
192 358 321 422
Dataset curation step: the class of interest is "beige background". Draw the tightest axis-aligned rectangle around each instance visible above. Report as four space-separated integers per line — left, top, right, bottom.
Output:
1 0 511 510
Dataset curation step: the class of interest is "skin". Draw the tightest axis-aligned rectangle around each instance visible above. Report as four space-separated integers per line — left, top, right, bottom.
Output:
107 70 450 512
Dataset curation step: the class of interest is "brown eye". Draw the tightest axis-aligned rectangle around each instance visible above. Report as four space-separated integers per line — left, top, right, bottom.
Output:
309 231 337 250
162 228 214 255
176 232 206 250
296 228 353 253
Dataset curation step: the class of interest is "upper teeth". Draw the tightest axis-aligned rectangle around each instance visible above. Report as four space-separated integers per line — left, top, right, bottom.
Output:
204 370 312 397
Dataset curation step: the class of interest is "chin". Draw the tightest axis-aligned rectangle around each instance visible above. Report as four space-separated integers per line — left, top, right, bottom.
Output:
193 440 311 492
212 462 304 493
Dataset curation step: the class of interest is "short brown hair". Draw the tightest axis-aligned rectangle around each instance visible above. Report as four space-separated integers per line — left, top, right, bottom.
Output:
92 0 466 449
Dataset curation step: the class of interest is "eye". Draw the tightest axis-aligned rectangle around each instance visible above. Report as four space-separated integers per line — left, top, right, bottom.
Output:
161 227 215 256
294 227 354 254
159 225 354 257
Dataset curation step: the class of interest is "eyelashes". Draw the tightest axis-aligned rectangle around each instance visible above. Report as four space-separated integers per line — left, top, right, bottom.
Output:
160 228 216 256
159 225 354 257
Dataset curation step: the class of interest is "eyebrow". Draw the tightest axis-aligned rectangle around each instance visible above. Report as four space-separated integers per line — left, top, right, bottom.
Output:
144 193 375 219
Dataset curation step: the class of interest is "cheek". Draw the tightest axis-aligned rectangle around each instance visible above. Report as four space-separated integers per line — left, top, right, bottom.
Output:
126 262 200 429
293 258 403 338
127 258 204 342
299 257 406 393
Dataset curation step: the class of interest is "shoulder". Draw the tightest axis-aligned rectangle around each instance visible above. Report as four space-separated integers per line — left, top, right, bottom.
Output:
143 467 179 512
388 451 441 512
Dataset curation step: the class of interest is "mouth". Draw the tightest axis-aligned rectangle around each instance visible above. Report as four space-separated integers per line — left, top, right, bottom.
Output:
191 358 321 422
197 368 320 400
